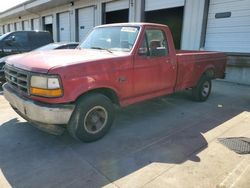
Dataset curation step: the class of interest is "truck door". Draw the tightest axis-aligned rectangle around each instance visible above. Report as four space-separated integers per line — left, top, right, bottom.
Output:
133 28 176 96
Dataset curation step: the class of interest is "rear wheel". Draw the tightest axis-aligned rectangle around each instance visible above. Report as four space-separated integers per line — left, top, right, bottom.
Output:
68 93 115 142
191 76 212 102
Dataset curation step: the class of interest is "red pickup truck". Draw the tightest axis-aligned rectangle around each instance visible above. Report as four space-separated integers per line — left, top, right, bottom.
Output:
3 23 226 142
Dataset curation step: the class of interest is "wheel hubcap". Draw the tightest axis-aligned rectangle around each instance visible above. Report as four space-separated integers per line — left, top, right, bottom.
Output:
84 106 108 134
202 81 210 97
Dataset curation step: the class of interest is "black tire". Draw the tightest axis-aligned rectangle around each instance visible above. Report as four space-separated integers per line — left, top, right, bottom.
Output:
68 93 115 142
191 76 212 102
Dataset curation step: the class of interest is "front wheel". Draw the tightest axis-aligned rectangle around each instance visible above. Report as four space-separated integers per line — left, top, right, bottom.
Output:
68 93 115 142
191 76 212 102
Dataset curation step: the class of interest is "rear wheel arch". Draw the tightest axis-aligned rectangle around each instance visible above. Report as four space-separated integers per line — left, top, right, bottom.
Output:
203 68 215 79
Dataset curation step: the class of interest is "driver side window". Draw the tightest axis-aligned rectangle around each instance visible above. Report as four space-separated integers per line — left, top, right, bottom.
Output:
139 29 169 57
4 32 29 47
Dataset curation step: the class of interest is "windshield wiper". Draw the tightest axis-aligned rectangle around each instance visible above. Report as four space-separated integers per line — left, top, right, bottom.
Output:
90 47 113 53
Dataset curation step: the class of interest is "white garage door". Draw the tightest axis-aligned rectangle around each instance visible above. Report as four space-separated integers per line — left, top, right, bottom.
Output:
59 12 71 42
10 23 15 32
106 0 129 12
23 20 30 30
205 0 250 53
32 18 40 30
0 26 3 35
44 15 53 24
78 7 95 41
4 25 8 33
15 22 22 31
145 0 185 11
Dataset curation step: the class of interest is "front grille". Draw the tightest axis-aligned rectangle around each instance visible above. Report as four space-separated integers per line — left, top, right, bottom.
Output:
4 65 29 94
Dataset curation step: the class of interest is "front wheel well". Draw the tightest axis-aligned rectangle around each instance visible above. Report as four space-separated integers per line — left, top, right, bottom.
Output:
76 88 120 106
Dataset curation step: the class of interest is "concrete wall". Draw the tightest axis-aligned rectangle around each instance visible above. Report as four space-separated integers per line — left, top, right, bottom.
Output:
226 56 250 85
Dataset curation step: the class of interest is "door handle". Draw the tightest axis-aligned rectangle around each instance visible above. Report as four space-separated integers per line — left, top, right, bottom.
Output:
117 76 126 82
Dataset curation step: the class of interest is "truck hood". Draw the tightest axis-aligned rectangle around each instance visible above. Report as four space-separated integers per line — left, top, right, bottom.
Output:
6 49 124 73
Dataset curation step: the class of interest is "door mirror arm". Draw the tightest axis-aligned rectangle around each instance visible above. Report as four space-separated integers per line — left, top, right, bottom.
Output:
138 48 148 56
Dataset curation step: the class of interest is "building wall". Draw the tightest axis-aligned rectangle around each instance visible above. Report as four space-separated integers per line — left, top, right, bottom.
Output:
226 56 250 85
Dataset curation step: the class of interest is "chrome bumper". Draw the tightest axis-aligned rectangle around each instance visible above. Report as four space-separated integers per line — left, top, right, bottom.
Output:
3 84 75 125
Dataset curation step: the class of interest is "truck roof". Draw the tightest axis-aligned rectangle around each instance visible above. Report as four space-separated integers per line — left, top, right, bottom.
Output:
96 22 169 28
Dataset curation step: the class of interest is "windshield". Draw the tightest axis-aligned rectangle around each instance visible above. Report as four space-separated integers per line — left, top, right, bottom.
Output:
79 26 140 52
33 43 62 51
0 32 10 41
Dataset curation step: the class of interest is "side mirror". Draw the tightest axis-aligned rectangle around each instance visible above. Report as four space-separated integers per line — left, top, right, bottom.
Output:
138 48 148 56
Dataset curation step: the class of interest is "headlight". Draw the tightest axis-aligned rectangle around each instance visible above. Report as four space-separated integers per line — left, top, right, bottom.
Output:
30 75 63 97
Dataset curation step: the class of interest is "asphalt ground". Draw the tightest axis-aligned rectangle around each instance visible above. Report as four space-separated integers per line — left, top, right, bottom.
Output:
0 81 250 188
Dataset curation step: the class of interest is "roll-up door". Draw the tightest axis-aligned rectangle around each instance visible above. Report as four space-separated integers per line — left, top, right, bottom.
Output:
105 0 129 12
43 15 53 35
32 18 40 30
144 0 184 49
10 23 15 32
205 0 250 53
104 0 129 24
59 12 71 42
78 6 95 41
4 25 8 33
23 20 30 30
0 26 3 35
145 0 185 12
15 22 22 31
44 16 53 25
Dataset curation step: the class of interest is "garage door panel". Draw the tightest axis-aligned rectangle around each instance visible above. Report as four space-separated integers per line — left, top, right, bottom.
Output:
10 24 15 32
210 0 237 4
106 0 129 12
15 22 22 31
207 17 250 28
205 43 250 51
205 0 250 53
78 7 95 41
208 9 250 19
206 34 250 42
45 16 53 24
33 18 40 30
145 0 185 11
208 0 250 13
4 25 8 33
59 12 71 42
205 46 248 52
206 26 250 33
23 20 30 30
206 40 250 45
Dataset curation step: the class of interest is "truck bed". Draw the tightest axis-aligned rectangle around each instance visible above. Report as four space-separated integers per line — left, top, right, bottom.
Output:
175 50 227 91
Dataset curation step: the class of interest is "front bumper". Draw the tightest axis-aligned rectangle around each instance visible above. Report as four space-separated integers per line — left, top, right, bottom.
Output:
3 84 75 131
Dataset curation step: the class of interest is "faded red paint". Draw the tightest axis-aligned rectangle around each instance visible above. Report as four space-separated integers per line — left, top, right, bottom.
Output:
6 23 226 106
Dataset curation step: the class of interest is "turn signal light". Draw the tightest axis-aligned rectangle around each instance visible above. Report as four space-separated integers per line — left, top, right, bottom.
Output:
30 87 63 97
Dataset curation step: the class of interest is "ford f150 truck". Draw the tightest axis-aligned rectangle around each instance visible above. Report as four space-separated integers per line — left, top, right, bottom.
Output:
3 23 226 142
